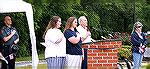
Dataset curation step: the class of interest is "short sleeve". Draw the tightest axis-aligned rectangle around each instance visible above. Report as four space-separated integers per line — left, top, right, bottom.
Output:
0 29 5 41
64 29 74 40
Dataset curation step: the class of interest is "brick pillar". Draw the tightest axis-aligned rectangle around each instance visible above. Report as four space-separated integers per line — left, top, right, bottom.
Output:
82 39 122 69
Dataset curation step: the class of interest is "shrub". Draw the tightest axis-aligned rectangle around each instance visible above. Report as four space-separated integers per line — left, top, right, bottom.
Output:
118 45 132 59
146 64 150 69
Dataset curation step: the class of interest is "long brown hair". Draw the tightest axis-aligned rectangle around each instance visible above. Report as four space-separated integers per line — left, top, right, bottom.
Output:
43 16 60 39
64 17 76 31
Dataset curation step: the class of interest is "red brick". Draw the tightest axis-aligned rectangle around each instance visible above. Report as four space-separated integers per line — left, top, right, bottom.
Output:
93 63 103 67
93 57 102 60
118 45 122 48
88 59 97 63
93 49 103 53
103 49 113 52
113 45 118 48
98 59 107 63
90 45 98 48
103 56 112 59
98 53 107 56
98 45 108 48
113 49 118 52
85 40 122 69
87 64 93 68
114 45 122 48
113 56 118 59
110 42 117 45
116 41 122 45
103 63 113 66
108 45 114 48
87 49 93 53
87 57 92 60
108 59 118 63
102 42 111 45
108 53 117 57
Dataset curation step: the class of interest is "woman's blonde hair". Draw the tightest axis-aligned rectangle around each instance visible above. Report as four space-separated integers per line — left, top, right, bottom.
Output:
131 21 143 34
43 16 60 39
64 17 76 31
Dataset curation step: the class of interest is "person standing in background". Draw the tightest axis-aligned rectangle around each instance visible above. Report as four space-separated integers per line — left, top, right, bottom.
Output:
76 16 95 43
64 17 82 69
43 16 66 69
76 16 95 69
0 15 19 69
131 21 147 69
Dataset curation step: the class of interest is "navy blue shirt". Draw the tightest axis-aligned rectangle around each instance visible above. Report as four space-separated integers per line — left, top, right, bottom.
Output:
131 32 147 53
64 29 82 55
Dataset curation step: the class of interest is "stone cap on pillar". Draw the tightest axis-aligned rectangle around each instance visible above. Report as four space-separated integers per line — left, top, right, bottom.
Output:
82 39 122 49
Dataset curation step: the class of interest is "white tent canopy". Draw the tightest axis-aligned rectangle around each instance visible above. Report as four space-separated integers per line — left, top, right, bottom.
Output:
0 0 39 69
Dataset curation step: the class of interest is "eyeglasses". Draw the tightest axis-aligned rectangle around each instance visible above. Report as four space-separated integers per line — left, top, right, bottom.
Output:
136 26 142 28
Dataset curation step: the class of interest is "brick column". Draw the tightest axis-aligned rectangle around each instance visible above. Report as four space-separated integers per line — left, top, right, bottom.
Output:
82 39 122 69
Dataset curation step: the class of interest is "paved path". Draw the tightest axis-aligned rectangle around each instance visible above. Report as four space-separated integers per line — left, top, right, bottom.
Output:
15 60 46 67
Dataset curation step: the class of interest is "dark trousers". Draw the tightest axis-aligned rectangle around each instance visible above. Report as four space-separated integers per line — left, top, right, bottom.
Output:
1 45 16 69
81 49 87 69
1 57 16 69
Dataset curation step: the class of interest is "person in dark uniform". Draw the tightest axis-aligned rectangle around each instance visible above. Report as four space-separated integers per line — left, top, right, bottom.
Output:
0 16 19 69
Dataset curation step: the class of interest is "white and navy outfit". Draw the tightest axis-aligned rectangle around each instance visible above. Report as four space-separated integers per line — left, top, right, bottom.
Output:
0 26 19 69
76 25 94 69
64 29 82 69
44 28 66 69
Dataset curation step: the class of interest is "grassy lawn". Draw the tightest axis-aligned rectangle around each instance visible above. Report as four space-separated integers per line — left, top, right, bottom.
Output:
15 63 149 69
141 65 147 69
16 53 44 61
16 64 147 69
122 65 147 69
16 53 46 69
15 53 149 69
16 64 47 69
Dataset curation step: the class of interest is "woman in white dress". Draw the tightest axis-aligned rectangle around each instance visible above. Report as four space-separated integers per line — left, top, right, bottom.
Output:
43 16 66 69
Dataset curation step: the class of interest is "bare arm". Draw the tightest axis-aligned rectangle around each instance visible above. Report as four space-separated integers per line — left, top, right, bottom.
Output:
14 38 19 44
3 30 16 42
68 32 81 44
